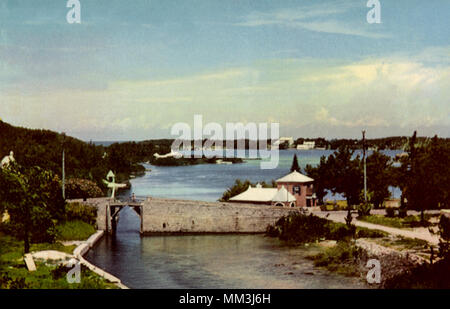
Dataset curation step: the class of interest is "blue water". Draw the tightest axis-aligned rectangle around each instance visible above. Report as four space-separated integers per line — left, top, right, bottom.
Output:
85 207 368 289
128 149 402 202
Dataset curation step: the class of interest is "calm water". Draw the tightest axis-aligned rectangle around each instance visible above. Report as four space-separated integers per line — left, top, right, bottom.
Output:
85 149 399 289
129 149 402 201
85 207 368 289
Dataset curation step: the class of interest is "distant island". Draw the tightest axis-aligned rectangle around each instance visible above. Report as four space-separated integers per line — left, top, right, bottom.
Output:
1 120 449 195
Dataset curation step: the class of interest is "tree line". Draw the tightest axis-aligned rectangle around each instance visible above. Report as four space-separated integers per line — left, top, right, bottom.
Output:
304 131 450 219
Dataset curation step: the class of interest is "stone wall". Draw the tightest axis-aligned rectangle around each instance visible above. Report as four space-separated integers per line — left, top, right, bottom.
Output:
141 197 296 233
75 197 297 234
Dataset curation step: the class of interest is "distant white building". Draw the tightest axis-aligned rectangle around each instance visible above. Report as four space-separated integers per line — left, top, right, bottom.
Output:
297 141 315 150
274 137 294 147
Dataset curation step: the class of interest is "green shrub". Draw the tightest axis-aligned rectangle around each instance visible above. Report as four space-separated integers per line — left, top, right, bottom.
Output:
308 241 362 277
65 178 103 200
385 207 396 218
357 202 372 217
65 202 97 225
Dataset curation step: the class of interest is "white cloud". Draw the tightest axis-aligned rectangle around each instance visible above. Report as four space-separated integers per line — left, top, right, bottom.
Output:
1 48 449 140
235 2 390 38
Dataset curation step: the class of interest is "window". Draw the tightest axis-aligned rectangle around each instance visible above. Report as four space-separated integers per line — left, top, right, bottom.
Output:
293 186 301 194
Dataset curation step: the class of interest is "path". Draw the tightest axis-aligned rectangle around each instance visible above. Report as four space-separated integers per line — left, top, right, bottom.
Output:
312 210 440 245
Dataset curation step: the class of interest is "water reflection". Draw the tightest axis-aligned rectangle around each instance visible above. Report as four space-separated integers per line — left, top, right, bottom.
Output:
85 208 368 289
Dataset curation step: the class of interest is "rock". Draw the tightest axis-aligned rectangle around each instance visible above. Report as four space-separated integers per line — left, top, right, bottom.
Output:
24 254 36 272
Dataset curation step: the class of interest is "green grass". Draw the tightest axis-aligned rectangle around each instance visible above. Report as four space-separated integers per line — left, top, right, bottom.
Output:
0 234 117 289
307 241 362 277
56 220 96 241
374 236 430 251
358 214 432 229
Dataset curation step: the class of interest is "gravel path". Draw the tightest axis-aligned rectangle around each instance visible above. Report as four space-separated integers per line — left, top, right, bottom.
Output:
312 210 440 245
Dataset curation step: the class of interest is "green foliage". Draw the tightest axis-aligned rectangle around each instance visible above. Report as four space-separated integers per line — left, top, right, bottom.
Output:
385 207 396 218
438 215 450 260
366 151 392 208
64 202 97 225
357 202 372 217
384 258 450 289
220 179 275 202
308 241 362 277
306 145 362 207
400 133 450 217
56 220 96 241
266 212 357 243
65 178 103 200
0 163 65 251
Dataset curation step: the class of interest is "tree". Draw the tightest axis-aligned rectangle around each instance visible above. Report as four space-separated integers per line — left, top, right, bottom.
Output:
327 145 363 207
366 151 392 208
305 156 330 205
290 154 301 173
0 163 64 252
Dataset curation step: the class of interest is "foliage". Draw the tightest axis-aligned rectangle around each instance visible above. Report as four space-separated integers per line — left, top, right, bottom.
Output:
307 241 363 277
290 154 301 172
385 207 396 218
0 163 65 252
366 151 392 208
438 215 450 260
384 258 450 289
64 202 97 225
56 220 96 241
357 202 372 217
65 178 103 200
220 179 275 202
306 145 362 207
399 133 450 221
266 213 365 243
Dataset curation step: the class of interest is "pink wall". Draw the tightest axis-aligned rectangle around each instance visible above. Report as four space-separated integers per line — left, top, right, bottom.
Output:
277 182 315 207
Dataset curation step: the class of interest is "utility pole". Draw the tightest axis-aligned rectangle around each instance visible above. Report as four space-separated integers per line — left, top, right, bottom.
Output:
362 130 367 203
62 132 66 200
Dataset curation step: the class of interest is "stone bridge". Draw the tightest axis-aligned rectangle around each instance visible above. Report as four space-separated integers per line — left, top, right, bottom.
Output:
75 197 298 234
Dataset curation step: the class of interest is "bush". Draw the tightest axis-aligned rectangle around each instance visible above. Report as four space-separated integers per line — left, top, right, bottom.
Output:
385 207 396 218
308 241 362 277
65 178 103 200
438 215 450 260
357 202 372 217
65 202 97 225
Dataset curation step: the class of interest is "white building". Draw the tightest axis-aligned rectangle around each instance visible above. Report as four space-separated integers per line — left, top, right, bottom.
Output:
297 141 315 150
229 183 297 207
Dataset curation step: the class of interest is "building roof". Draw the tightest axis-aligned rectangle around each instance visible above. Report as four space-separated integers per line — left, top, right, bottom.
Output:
271 186 296 202
229 185 278 203
229 183 296 203
276 171 314 183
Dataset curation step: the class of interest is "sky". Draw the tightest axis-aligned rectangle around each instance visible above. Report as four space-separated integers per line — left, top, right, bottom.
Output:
0 0 449 141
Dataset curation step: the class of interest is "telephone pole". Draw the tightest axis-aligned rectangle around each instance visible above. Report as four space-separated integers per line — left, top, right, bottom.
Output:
62 132 66 200
362 130 367 203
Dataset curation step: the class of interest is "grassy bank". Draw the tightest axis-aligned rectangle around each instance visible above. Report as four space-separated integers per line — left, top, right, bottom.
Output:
56 220 96 241
306 241 363 277
0 233 117 289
